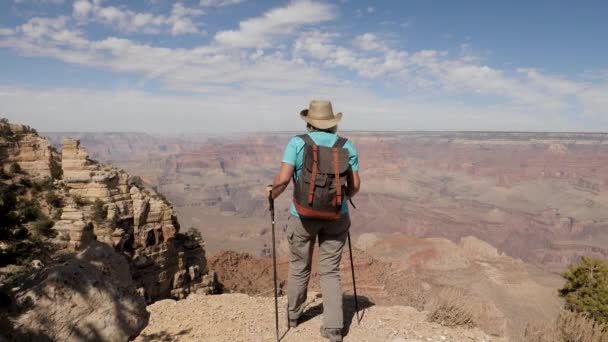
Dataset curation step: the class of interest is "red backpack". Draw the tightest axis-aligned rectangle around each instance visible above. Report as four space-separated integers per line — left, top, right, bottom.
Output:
293 134 350 220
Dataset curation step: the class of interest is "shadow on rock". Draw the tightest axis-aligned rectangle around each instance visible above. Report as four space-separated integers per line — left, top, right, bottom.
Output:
138 328 192 342
296 294 374 338
0 241 149 342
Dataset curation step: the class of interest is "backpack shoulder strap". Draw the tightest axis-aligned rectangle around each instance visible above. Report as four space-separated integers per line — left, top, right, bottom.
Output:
298 134 316 146
333 136 348 148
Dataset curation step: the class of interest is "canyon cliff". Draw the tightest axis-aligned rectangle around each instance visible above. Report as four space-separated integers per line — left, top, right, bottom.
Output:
0 121 217 340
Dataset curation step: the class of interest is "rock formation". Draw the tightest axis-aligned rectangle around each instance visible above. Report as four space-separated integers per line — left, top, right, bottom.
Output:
54 138 217 301
0 122 55 180
1 122 217 307
4 242 148 341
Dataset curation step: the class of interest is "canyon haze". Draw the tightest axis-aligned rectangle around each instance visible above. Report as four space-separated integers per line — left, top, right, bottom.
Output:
45 131 608 271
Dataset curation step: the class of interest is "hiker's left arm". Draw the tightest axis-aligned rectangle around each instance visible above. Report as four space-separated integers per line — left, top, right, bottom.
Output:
270 163 294 199
345 141 360 198
347 170 360 198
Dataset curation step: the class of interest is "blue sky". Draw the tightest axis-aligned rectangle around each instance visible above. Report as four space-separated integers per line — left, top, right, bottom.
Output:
0 0 607 132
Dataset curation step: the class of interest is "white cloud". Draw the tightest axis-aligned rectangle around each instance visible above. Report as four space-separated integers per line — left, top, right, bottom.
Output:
295 31 407 78
72 0 204 35
0 16 341 94
215 0 336 48
366 6 374 13
353 33 385 51
200 0 246 7
1 1 607 132
0 28 15 36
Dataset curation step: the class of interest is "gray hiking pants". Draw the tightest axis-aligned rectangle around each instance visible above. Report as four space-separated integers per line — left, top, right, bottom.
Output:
287 214 350 330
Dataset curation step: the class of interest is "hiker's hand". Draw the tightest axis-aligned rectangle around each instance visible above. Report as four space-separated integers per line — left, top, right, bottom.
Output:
265 185 273 199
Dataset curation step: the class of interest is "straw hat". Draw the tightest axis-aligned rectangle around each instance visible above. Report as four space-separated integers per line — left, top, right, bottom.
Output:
300 100 342 130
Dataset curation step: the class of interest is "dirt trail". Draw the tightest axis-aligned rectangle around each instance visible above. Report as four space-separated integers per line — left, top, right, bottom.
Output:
136 293 506 342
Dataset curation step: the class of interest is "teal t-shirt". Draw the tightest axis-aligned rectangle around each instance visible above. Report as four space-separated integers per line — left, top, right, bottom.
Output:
282 132 359 218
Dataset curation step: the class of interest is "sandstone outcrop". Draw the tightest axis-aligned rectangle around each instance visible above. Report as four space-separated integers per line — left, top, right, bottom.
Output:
55 138 217 301
4 241 148 341
1 121 217 307
0 122 55 180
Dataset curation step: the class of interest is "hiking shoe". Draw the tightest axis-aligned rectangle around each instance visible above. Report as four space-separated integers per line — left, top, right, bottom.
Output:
320 327 343 342
289 318 299 328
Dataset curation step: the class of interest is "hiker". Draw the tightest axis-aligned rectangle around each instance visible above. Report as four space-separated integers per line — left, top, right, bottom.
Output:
267 100 360 342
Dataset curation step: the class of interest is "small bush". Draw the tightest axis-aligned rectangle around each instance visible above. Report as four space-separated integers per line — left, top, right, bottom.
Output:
58 232 70 241
0 185 18 238
18 200 41 222
31 182 42 194
50 159 62 180
18 177 32 188
52 208 63 220
427 288 475 327
31 178 52 194
0 120 13 139
32 216 55 238
524 320 562 342
525 310 608 342
187 226 203 242
129 175 144 188
9 162 22 175
72 194 89 207
45 191 63 208
92 199 107 223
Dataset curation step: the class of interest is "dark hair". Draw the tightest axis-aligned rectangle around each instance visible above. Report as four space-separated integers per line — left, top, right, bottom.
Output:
306 123 337 133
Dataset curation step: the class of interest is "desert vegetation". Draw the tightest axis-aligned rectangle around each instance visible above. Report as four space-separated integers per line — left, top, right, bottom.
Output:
525 258 608 341
91 199 107 223
559 257 608 324
0 178 56 266
427 288 475 328
525 310 608 342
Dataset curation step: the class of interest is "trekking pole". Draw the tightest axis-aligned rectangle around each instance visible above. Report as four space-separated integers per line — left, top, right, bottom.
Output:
347 231 360 324
268 189 280 342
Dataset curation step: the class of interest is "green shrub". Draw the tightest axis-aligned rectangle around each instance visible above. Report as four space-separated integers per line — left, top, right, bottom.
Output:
50 159 62 180
187 226 203 242
559 257 608 324
18 177 32 188
72 194 89 207
18 200 41 223
0 120 13 139
32 216 55 238
9 162 22 175
45 191 63 208
92 199 107 223
129 175 144 188
52 208 63 220
0 184 18 238
32 177 53 194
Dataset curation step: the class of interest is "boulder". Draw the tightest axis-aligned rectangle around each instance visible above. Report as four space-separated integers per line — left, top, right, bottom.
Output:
5 242 149 341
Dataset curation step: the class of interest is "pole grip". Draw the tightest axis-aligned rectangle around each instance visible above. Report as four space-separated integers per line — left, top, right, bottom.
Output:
268 185 274 212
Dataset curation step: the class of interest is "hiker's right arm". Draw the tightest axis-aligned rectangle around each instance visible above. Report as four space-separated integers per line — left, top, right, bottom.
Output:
346 170 360 198
270 162 294 199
